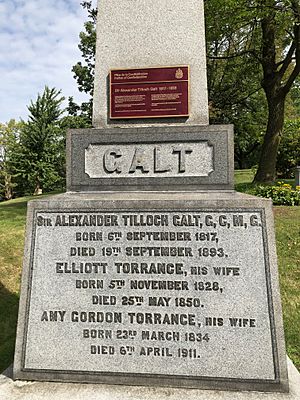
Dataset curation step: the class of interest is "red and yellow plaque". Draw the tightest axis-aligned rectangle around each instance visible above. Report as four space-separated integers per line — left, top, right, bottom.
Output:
110 66 189 119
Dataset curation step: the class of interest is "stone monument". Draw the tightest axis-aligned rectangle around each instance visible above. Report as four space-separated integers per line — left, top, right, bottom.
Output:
7 0 299 398
93 0 209 127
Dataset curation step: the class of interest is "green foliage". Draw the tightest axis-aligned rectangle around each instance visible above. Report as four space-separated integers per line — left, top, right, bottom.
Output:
205 0 300 181
205 0 263 107
59 114 92 130
66 96 93 122
277 119 300 178
285 78 300 118
10 87 66 196
205 1 265 169
253 182 300 206
71 1 300 177
235 169 299 205
70 1 97 120
72 1 96 95
0 90 95 199
210 90 266 169
0 120 23 200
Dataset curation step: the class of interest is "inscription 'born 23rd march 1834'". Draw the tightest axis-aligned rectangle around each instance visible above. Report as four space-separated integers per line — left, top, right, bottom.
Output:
20 210 279 384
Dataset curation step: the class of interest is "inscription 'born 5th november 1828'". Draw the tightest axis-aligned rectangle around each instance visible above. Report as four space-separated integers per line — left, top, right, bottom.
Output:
22 210 276 383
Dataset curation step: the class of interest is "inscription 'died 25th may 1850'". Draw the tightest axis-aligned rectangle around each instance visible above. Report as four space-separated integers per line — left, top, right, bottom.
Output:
21 210 277 382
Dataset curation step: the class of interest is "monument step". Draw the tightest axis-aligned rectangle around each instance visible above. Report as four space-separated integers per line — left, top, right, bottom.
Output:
1 358 299 400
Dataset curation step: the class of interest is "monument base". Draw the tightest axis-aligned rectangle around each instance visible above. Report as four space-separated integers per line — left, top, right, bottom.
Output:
1 359 300 400
14 191 288 392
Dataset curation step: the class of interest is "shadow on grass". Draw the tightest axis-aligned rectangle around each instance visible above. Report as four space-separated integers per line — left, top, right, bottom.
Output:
0 190 64 220
0 282 19 373
234 182 256 194
0 201 28 219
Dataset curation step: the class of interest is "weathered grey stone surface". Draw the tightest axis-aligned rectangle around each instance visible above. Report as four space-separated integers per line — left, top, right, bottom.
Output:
67 125 234 191
85 141 213 178
3 358 300 400
93 0 209 128
14 192 288 392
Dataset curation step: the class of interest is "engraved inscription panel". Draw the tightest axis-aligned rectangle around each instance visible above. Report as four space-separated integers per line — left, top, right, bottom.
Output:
23 210 276 382
85 142 213 179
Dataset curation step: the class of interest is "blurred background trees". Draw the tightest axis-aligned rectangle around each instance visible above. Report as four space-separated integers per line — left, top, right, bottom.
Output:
1 1 299 199
206 0 300 183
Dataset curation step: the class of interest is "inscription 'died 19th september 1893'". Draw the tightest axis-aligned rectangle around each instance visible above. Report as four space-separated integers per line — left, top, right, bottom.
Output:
22 210 276 381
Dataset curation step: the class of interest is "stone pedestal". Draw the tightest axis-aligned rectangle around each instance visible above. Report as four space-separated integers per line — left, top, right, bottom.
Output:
2 358 300 400
13 191 289 392
66 126 234 192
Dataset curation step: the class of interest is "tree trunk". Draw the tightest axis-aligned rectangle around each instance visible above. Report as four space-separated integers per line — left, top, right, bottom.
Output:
33 178 42 196
234 152 243 170
238 157 248 170
254 95 285 183
4 174 13 200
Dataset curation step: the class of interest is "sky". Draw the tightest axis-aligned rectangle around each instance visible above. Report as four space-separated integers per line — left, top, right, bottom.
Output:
0 0 96 122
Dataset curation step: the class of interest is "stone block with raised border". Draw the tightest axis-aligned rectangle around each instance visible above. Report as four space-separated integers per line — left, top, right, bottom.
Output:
13 191 288 393
67 125 234 192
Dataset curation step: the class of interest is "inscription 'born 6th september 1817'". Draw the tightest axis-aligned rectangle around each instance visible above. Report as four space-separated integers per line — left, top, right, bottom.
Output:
22 210 276 382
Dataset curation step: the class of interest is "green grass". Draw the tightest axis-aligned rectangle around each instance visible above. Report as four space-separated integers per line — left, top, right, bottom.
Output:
234 169 256 193
234 169 296 193
0 199 27 372
235 170 300 369
234 169 256 185
0 184 299 373
0 191 62 372
274 207 300 369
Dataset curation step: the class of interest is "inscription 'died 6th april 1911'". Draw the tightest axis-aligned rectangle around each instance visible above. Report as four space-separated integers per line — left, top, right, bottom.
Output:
23 210 276 381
